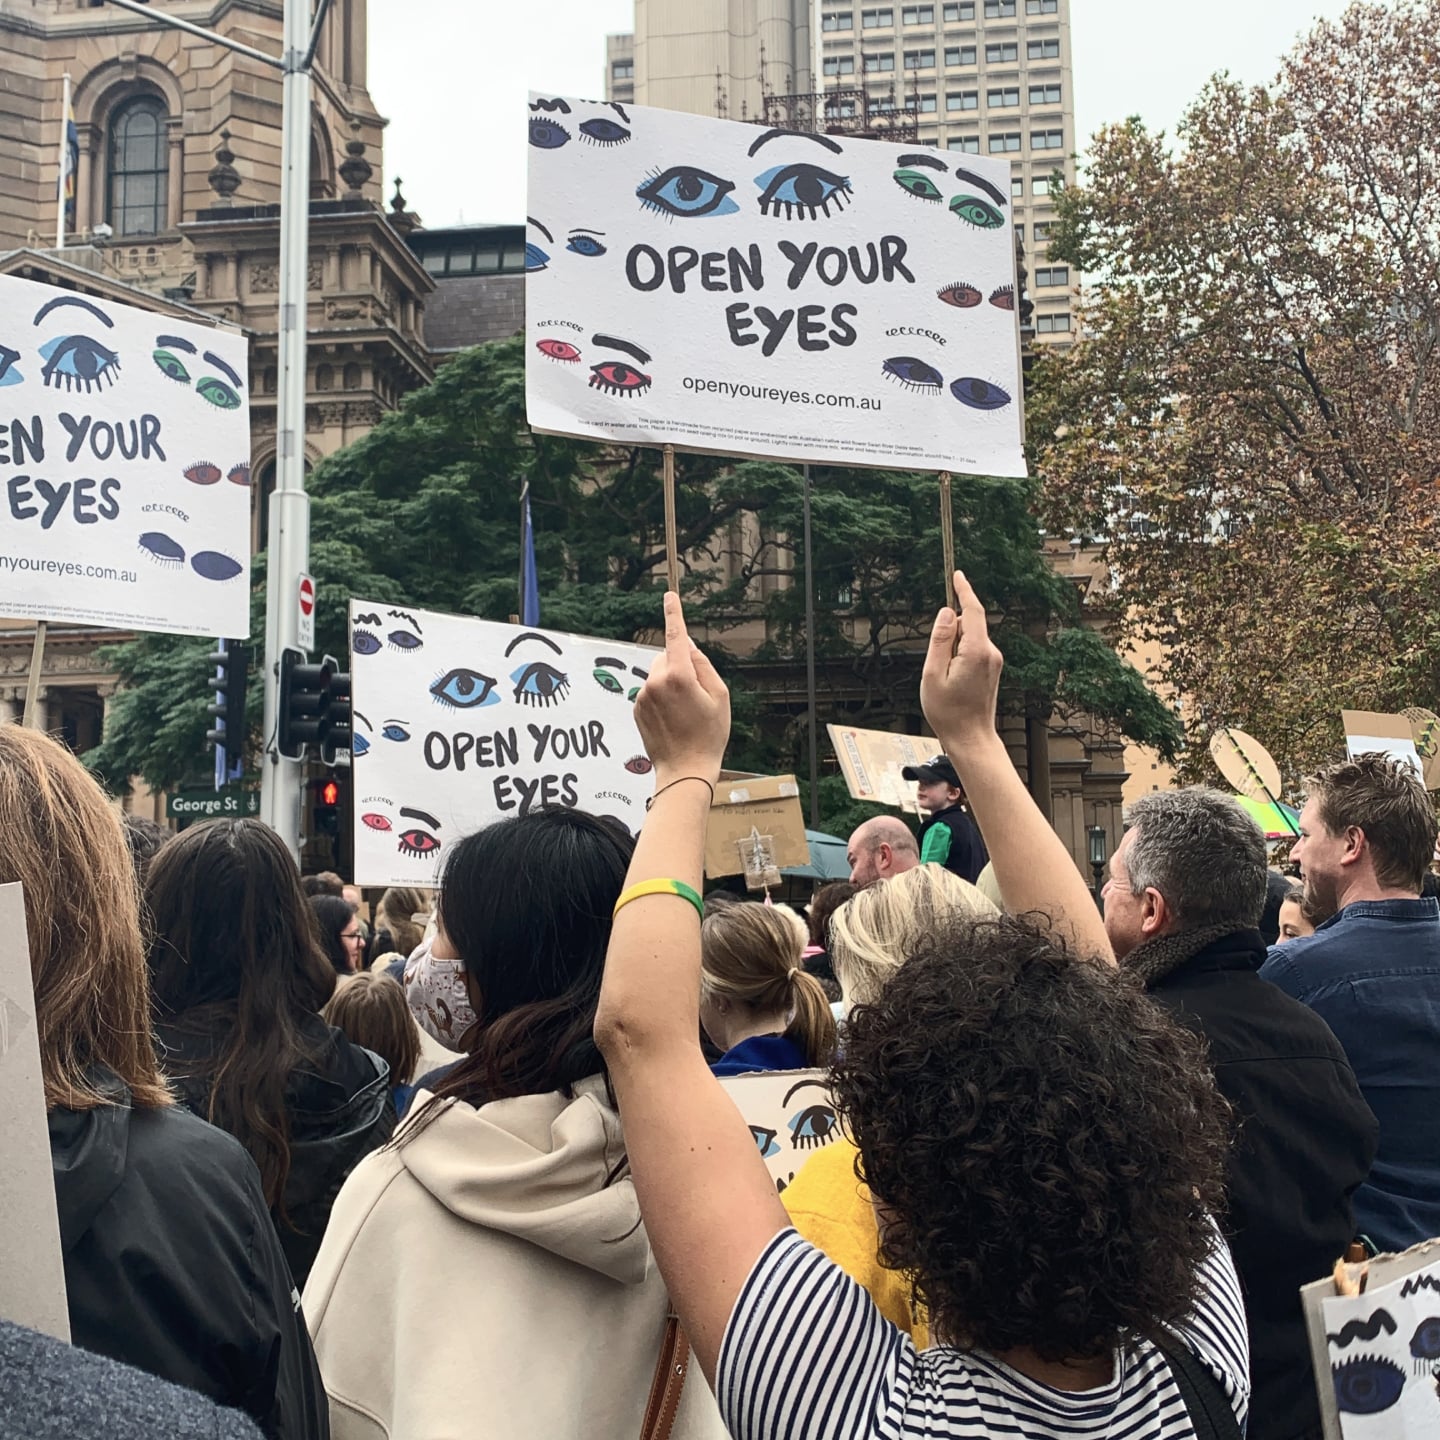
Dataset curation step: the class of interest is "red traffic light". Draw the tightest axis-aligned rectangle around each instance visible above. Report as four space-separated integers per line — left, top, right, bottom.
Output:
321 779 339 807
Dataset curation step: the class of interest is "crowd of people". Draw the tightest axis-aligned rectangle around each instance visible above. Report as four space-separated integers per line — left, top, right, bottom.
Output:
4 573 1439 1440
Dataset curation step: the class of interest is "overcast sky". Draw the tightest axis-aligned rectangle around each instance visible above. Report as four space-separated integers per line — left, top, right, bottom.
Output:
369 0 1355 229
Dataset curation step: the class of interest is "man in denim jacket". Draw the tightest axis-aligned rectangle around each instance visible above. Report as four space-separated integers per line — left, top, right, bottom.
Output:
1260 754 1440 1253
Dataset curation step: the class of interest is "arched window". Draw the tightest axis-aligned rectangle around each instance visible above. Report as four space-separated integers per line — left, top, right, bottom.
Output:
107 97 168 236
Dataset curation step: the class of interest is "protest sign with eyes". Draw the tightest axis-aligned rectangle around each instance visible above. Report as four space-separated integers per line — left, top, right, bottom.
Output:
525 93 1025 478
349 598 660 885
0 273 250 637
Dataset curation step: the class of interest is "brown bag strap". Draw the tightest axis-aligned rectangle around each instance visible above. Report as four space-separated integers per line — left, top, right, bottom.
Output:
640 1312 690 1440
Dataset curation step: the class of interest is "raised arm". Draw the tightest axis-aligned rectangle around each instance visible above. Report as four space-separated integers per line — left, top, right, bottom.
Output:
925 570 1115 965
594 593 791 1385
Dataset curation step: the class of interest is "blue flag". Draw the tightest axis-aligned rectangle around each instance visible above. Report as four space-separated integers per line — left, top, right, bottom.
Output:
520 487 540 627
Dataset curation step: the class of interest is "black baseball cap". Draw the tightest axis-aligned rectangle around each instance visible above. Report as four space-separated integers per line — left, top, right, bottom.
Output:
901 753 960 787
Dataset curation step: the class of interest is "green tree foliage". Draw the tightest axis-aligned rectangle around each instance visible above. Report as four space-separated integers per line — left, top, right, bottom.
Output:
87 334 1179 825
1036 0 1440 783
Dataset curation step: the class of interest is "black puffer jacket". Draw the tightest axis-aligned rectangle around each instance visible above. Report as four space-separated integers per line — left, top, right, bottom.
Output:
49 1070 327 1440
1132 928 1379 1440
154 1010 395 1286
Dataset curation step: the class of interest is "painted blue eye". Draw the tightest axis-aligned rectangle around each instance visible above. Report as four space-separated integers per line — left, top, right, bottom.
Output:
951 377 1012 411
883 356 943 393
191 551 243 582
380 723 411 742
524 243 550 273
788 1103 838 1150
39 334 120 393
351 731 371 757
749 1126 780 1160
566 234 607 257
754 163 852 220
430 668 499 710
637 166 738 219
1411 1316 1440 1359
1332 1355 1404 1415
529 117 569 149
510 661 570 708
579 117 630 147
0 345 21 387
353 628 381 656
138 531 185 567
387 629 423 652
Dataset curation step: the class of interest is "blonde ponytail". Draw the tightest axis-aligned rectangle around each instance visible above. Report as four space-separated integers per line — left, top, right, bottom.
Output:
784 967 837 1067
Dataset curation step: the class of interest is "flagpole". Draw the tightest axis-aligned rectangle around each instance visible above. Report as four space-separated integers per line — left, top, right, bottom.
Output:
56 73 70 249
518 479 528 620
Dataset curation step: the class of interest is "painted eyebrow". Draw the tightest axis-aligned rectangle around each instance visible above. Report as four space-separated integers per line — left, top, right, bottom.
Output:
203 351 243 388
387 609 422 633
631 666 650 679
898 153 948 172
608 101 630 123
382 717 410 725
529 96 572 114
952 166 1007 206
748 127 843 158
504 630 564 657
569 228 607 236
353 710 372 729
354 611 381 625
592 334 652 365
156 334 198 353
596 657 626 668
782 1077 831 1107
33 295 115 328
400 806 441 828
527 215 555 243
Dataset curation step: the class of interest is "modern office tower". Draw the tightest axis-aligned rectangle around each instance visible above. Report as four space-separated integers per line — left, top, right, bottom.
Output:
606 0 1076 341
607 34 636 106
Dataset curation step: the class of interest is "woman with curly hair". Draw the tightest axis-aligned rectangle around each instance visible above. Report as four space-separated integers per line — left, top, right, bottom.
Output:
595 576 1247 1440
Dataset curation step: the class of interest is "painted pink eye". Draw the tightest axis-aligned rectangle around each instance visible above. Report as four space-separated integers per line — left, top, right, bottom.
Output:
624 755 653 775
536 339 581 363
184 461 222 485
362 812 391 831
227 463 252 487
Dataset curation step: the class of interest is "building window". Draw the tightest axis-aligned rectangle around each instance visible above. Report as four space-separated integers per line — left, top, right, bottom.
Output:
866 94 899 113
827 97 859 117
1034 265 1069 286
944 44 976 64
107 96 168 237
943 1 975 17
947 134 981 152
824 54 856 75
1010 175 1024 196
902 3 934 21
905 92 938 112
984 0 1016 14
1032 174 1054 195
904 48 935 67
1029 82 1061 105
946 90 979 110
1028 38 1060 59
1032 220 1053 240
862 7 894 26
1031 128 1065 150
824 9 854 28
989 131 1022 153
1026 0 1058 11
863 50 895 70
985 42 1018 62
987 86 1020 107
612 59 634 80
1036 312 1071 333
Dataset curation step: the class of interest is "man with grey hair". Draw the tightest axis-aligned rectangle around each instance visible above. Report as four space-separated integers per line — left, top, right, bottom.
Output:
845 816 920 887
1105 787 1377 1440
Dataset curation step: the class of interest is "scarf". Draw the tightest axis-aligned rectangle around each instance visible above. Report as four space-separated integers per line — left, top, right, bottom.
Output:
1121 922 1253 989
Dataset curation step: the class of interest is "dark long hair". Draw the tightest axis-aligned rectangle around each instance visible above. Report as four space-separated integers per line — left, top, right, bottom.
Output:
145 819 336 1209
311 894 357 974
422 807 633 1114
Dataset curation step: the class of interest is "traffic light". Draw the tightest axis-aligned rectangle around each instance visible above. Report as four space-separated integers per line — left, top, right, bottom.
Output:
314 773 342 836
205 642 251 756
320 667 353 766
277 649 353 762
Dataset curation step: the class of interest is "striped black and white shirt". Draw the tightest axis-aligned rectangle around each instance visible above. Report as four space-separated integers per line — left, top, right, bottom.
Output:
718 1229 1250 1440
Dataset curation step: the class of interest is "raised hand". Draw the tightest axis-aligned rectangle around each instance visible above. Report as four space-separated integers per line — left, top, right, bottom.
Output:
632 591 732 784
920 570 1003 751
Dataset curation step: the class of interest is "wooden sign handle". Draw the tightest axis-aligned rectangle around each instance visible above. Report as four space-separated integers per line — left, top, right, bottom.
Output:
938 472 956 611
662 444 679 594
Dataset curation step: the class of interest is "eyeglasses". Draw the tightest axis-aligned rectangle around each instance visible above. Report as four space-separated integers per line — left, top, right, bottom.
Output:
340 930 363 942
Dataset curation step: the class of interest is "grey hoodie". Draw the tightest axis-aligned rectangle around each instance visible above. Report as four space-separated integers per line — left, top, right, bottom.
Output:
303 1074 728 1440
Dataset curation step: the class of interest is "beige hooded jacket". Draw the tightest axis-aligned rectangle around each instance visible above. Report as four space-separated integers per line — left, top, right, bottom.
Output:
302 1075 727 1440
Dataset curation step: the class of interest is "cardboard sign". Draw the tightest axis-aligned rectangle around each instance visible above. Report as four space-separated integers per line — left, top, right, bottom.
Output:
1210 727 1285 804
705 772 810 879
1342 711 1424 782
718 1068 842 1193
827 723 938 812
0 882 70 1339
348 600 659 885
0 274 251 637
525 94 1026 477
1401 707 1440 791
1302 1240 1440 1439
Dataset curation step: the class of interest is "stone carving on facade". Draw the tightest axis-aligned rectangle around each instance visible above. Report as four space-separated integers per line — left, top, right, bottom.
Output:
250 261 278 292
208 128 242 206
325 298 369 322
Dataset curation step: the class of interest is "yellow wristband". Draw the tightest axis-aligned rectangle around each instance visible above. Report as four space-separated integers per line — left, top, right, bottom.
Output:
612 878 705 921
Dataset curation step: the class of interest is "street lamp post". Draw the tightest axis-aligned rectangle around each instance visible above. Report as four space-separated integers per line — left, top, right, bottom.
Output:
104 0 329 860
1087 823 1108 908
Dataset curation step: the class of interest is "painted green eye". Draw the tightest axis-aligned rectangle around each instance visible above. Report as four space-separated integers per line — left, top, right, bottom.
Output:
593 669 624 694
950 194 1005 229
153 348 191 384
893 168 942 202
196 375 241 410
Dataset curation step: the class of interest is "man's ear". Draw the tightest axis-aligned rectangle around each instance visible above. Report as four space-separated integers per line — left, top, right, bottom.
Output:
1341 825 1367 868
1140 887 1170 937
